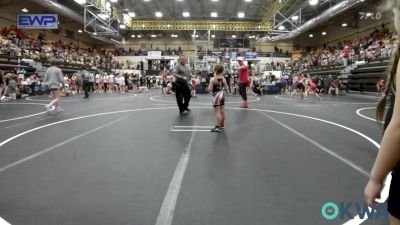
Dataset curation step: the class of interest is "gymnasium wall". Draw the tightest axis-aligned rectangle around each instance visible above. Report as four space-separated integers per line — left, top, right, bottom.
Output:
117 38 294 53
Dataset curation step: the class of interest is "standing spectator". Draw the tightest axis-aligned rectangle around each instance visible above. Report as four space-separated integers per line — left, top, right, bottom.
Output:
81 69 90 98
343 46 350 67
237 57 250 108
191 76 197 98
325 75 333 94
162 71 168 95
224 70 232 94
104 73 109 93
146 76 151 89
377 79 385 97
124 73 129 92
89 72 95 92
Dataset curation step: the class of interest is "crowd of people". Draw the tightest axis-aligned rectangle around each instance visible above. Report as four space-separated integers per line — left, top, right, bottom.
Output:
0 25 124 69
285 24 396 73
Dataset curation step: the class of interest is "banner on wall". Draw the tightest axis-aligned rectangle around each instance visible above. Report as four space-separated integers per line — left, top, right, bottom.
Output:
147 51 162 58
224 51 237 59
17 14 58 29
244 52 258 59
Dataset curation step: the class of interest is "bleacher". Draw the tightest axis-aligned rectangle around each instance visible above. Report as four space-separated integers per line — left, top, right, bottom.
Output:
300 63 345 77
0 55 36 74
348 59 390 92
40 60 110 74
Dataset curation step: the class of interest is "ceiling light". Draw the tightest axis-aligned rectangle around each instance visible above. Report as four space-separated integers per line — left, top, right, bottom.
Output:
211 34 215 38
110 0 118 2
128 12 136 17
93 32 97 35
183 12 190 17
21 8 28 13
73 0 86 4
309 34 314 38
292 15 299 21
78 29 83 33
322 32 327 35
167 24 171 28
211 12 218 17
177 0 184 1
309 0 318 5
278 25 285 30
211 0 218 2
245 0 252 2
137 35 142 38
232 35 237 38
342 23 348 27
151 34 157 38
143 0 150 2
119 24 126 29
123 14 131 23
131 35 135 37
191 34 199 37
155 12 163 18
238 12 245 18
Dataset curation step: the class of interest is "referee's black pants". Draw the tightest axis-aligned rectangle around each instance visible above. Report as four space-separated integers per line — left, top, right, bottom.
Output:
83 80 90 98
175 81 191 113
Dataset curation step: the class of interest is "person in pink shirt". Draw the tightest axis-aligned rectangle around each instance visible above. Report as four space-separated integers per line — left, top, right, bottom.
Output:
236 57 249 108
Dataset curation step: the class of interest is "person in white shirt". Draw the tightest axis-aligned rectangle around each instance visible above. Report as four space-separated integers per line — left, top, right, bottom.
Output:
95 74 100 93
104 74 109 93
108 74 114 93
88 73 95 92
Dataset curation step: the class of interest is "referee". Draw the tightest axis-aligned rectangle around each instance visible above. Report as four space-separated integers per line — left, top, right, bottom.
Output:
173 55 192 115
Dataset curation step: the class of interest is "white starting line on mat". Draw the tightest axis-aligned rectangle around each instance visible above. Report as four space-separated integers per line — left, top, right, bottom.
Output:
0 217 11 225
274 95 378 105
170 125 214 132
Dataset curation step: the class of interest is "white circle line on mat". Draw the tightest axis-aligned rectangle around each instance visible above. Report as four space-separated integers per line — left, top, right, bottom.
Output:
0 103 54 123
